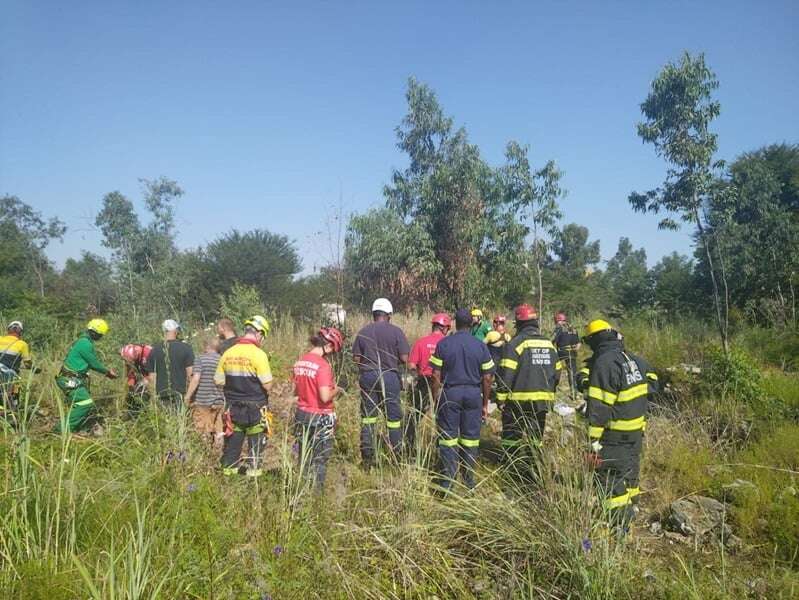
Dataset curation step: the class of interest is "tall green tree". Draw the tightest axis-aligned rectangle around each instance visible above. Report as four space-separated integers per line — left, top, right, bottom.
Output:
604 237 652 314
549 223 601 279
499 141 563 313
57 252 116 315
703 144 799 325
95 190 144 285
348 77 565 309
344 208 441 309
204 229 302 309
629 52 730 352
546 223 605 315
0 222 39 308
0 195 66 298
384 77 494 305
95 178 185 319
651 252 696 316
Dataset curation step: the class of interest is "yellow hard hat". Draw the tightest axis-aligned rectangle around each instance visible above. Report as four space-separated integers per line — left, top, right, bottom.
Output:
485 330 503 345
87 318 109 336
471 308 483 318
584 319 613 337
244 315 270 335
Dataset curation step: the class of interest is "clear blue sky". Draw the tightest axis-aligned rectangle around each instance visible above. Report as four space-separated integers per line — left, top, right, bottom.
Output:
2 1 797 274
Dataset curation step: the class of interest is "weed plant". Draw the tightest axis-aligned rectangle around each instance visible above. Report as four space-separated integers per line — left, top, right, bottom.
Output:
0 313 797 598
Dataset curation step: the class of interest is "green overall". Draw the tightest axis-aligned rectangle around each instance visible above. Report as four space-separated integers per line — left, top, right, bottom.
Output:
55 333 109 433
470 320 492 342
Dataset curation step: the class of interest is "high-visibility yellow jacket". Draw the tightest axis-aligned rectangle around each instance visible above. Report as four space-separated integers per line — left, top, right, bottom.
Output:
585 340 658 442
0 334 30 373
496 325 562 413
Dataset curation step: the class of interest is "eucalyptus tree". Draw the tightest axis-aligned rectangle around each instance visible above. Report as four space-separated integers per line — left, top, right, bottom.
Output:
0 195 66 298
499 141 563 314
629 52 730 352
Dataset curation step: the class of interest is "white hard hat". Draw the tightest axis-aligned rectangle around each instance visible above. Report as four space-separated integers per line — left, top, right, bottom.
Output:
162 319 180 332
371 298 393 314
7 321 23 332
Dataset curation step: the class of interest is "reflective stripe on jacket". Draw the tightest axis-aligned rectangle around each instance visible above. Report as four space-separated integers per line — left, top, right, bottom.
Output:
496 326 562 412
586 340 658 440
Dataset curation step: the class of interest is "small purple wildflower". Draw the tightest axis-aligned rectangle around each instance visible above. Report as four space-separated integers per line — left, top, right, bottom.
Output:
273 545 284 557
581 538 592 553
187 483 197 493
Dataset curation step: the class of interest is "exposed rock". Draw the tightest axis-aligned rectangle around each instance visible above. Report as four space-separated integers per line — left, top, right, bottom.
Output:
665 495 746 551
666 495 727 537
721 478 758 502
648 521 662 535
665 531 690 544
713 523 742 551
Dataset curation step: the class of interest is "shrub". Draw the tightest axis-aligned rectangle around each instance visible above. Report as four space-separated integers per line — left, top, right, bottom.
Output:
701 345 764 405
736 327 799 371
696 345 791 433
218 283 266 332
718 424 799 566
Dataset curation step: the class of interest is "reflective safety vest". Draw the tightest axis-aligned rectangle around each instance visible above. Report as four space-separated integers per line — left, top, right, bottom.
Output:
496 326 562 412
585 341 658 441
0 334 30 374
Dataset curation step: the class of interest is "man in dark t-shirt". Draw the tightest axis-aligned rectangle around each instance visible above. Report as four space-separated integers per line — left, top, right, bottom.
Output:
352 298 410 465
217 318 239 355
146 319 195 410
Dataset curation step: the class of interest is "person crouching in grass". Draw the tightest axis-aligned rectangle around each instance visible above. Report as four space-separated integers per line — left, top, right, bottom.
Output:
292 327 344 492
185 334 225 449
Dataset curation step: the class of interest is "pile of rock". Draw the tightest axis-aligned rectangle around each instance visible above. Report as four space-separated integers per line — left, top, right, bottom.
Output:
649 493 744 551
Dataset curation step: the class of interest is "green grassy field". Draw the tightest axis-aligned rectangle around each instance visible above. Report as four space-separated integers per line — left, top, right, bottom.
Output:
1 315 797 599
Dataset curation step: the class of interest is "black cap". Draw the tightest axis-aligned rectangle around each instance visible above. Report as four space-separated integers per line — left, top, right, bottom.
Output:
454 308 472 328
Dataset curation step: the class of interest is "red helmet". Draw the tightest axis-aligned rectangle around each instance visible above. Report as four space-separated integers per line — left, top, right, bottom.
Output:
120 344 142 363
493 315 507 325
431 313 452 328
515 304 538 321
319 327 344 353
121 344 152 364
555 312 567 324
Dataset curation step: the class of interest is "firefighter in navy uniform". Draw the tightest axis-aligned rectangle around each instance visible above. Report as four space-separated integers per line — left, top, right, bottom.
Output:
552 312 581 400
582 319 658 527
496 304 562 469
429 309 495 491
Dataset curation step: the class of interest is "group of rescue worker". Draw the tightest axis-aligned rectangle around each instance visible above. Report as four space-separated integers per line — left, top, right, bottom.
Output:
350 299 657 528
0 297 657 529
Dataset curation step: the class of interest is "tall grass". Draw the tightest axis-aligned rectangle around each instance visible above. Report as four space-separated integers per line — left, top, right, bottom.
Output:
0 314 797 597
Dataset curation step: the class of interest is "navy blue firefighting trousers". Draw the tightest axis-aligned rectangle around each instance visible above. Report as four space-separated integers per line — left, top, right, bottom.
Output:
436 384 482 490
